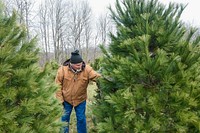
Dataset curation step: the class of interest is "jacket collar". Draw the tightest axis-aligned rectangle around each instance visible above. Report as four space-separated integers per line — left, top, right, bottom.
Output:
63 59 86 73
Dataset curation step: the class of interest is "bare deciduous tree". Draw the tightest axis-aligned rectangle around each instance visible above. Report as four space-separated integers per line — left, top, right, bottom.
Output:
92 12 116 60
3 0 36 39
66 0 92 52
38 0 51 62
84 20 92 62
37 0 69 63
97 13 113 46
49 0 66 62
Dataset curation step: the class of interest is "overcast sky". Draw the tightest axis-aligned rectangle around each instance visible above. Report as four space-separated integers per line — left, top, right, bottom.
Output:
88 0 200 27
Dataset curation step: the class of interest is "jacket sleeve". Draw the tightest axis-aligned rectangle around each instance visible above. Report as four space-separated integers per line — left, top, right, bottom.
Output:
87 65 101 82
55 66 64 103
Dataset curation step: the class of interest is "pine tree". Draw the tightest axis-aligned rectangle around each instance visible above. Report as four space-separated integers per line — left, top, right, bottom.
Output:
93 0 200 132
0 4 63 133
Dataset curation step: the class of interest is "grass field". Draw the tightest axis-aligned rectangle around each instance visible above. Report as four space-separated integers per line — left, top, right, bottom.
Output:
68 82 98 133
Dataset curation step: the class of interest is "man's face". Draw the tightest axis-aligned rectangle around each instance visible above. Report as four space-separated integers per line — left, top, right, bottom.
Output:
71 62 83 71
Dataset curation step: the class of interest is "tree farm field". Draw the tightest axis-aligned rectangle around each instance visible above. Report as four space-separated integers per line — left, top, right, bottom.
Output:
68 82 98 133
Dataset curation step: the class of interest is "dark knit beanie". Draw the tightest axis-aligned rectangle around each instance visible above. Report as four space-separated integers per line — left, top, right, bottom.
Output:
70 50 83 64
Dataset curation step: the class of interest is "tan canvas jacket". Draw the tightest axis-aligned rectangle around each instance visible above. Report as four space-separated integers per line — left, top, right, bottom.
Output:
55 64 100 107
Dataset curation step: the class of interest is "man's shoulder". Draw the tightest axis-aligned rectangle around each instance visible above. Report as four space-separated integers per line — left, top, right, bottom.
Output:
82 64 92 74
57 64 69 72
85 64 93 70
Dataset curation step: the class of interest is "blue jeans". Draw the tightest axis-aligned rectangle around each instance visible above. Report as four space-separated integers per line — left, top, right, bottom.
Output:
62 101 87 133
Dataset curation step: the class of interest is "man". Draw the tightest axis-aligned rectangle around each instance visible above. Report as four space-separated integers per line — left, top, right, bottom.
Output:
55 50 100 133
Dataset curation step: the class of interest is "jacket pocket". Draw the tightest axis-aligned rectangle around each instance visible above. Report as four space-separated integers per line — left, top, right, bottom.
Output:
63 77 72 89
78 77 88 87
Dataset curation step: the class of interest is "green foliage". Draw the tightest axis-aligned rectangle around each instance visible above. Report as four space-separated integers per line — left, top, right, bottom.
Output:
91 58 103 71
92 0 200 132
0 7 63 133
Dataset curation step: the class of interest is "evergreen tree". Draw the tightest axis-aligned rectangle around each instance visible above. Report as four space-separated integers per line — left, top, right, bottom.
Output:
93 0 200 132
0 3 63 133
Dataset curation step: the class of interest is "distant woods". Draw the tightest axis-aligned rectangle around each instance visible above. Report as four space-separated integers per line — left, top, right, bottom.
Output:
2 0 116 65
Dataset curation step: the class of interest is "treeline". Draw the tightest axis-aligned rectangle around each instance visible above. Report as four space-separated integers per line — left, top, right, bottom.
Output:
2 0 116 65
